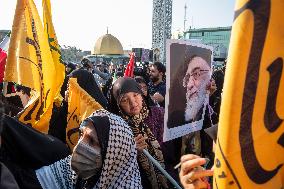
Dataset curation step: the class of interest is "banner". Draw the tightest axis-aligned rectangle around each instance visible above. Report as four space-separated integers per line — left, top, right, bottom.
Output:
4 0 64 133
66 78 103 150
163 39 213 141
124 52 135 77
214 0 284 188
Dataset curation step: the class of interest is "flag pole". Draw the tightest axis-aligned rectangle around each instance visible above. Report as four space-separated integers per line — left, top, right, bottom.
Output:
142 149 182 189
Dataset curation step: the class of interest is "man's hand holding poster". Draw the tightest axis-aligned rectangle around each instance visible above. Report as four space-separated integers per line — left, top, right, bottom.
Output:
163 40 213 141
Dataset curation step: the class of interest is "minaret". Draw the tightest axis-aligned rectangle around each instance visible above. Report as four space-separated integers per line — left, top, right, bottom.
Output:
152 0 172 64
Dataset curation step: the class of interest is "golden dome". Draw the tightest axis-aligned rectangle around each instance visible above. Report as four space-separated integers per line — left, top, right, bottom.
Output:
93 33 124 55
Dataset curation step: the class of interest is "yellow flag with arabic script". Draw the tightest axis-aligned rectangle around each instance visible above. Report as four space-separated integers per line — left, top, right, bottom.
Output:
214 0 284 188
4 0 64 133
42 0 65 97
66 78 103 150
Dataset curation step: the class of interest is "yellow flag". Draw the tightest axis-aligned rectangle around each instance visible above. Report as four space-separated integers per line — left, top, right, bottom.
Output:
42 0 65 96
4 0 63 133
66 78 103 150
214 0 284 188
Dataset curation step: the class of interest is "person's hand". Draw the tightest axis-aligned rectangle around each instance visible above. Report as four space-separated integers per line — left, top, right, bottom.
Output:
64 83 69 102
179 154 213 189
134 134 148 152
151 92 164 103
207 79 217 96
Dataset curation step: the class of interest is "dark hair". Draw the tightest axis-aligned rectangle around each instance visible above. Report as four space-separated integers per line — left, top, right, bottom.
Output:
116 71 124 77
81 58 92 69
101 62 107 66
134 76 146 85
152 62 166 74
15 85 31 97
67 62 76 71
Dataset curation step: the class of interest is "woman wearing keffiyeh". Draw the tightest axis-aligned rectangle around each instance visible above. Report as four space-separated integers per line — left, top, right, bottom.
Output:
109 77 168 189
36 109 142 189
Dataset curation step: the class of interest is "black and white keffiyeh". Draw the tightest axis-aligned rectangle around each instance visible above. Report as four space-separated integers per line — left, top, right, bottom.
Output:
36 155 77 189
91 109 142 189
36 109 142 189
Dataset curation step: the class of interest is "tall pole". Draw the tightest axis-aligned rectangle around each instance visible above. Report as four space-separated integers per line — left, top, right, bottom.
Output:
184 4 187 32
143 150 182 189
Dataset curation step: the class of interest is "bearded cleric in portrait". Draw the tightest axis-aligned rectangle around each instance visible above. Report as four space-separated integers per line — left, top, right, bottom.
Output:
167 42 212 129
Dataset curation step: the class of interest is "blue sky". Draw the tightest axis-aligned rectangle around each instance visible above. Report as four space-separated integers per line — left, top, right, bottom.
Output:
0 0 235 51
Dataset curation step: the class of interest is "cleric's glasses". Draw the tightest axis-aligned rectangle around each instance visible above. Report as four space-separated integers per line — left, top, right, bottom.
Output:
183 68 210 87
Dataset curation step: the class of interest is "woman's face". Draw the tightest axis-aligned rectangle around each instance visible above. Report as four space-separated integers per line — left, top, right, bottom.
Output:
66 67 71 74
119 92 143 116
138 83 148 96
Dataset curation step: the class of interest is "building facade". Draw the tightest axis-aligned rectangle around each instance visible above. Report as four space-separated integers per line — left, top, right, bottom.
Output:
183 26 231 60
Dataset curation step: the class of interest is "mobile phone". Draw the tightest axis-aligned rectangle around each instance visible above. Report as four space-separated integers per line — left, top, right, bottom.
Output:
203 158 210 169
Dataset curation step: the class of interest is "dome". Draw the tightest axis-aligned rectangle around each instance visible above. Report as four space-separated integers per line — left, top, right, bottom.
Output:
93 33 124 55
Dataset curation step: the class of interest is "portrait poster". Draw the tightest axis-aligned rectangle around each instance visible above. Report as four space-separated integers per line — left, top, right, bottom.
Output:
163 39 213 142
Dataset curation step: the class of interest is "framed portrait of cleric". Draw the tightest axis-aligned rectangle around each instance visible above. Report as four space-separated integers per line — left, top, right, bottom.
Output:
163 39 213 142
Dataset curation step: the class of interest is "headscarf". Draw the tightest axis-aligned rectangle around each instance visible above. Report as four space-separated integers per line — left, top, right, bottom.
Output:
110 77 168 189
0 100 20 189
0 162 20 189
89 109 142 189
1 115 70 169
54 68 108 143
112 77 142 104
36 109 142 189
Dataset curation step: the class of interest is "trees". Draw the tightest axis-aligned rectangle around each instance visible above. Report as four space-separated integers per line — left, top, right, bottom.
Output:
60 45 90 63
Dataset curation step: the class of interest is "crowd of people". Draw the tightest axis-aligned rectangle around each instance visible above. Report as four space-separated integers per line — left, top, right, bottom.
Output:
0 57 226 189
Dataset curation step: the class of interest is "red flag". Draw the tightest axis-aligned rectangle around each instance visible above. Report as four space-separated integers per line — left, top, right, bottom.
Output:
124 52 135 77
0 32 10 83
